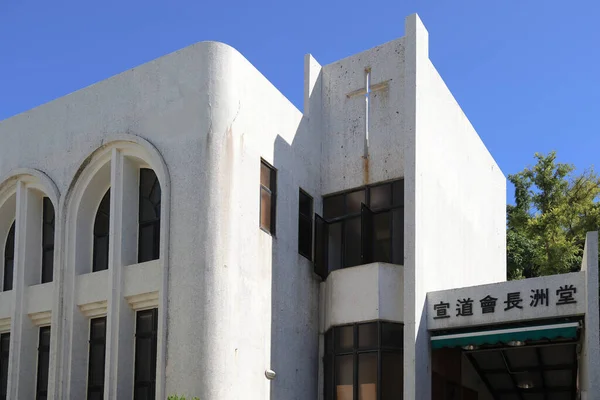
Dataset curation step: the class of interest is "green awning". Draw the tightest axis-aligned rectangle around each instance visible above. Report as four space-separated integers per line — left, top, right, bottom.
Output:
431 322 579 350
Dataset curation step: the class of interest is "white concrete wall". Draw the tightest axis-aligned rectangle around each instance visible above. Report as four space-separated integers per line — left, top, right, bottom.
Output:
0 40 322 400
320 262 404 332
403 14 507 400
320 37 406 194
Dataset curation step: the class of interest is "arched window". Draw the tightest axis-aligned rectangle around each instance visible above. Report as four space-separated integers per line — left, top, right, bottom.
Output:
3 222 15 291
93 190 110 272
138 169 161 263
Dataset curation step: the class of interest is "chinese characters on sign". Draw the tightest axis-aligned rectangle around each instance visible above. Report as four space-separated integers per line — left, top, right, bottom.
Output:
432 285 578 320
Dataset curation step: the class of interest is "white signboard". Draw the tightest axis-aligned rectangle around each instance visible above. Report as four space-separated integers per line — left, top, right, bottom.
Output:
427 272 586 330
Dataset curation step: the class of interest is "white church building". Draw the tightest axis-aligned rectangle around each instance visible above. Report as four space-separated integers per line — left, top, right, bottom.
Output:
0 13 598 400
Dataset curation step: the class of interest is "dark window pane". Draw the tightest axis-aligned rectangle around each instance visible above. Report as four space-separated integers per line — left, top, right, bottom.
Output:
3 222 15 291
41 250 54 283
381 323 403 349
139 170 161 263
93 190 110 272
334 326 354 353
299 216 312 259
346 190 365 215
360 204 373 265
344 217 361 267
381 352 403 399
260 162 272 189
358 353 377 400
358 323 378 349
324 195 344 220
134 309 157 400
93 237 109 272
299 190 312 216
0 333 9 400
328 222 342 271
391 210 404 265
3 260 12 292
373 212 391 263
36 327 50 400
260 189 272 232
370 183 392 210
138 224 159 264
335 355 354 400
392 180 404 207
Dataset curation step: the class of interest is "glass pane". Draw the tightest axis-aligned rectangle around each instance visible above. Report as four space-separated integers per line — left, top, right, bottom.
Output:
298 216 312 258
260 189 272 232
43 222 54 246
140 198 158 222
139 169 156 198
325 354 333 400
381 352 403 399
139 224 157 263
93 236 109 272
137 312 154 334
392 210 404 265
88 392 103 400
135 338 151 381
3 260 13 291
358 353 377 400
42 250 54 283
94 190 111 236
260 162 272 189
89 343 105 384
299 190 312 217
370 184 392 210
346 190 366 215
134 386 149 400
358 323 378 349
335 355 354 400
344 217 361 267
90 318 106 340
4 223 14 259
373 212 391 263
328 222 342 271
40 328 51 347
381 323 403 349
324 195 344 220
334 326 354 352
392 180 404 207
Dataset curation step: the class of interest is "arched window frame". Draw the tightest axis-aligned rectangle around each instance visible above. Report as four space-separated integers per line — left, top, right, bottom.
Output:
3 222 15 292
138 168 161 263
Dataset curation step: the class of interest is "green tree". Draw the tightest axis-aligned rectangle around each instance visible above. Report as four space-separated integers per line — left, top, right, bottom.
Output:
507 152 600 279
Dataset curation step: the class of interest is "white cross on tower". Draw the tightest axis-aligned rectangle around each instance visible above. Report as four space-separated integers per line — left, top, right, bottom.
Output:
346 68 389 159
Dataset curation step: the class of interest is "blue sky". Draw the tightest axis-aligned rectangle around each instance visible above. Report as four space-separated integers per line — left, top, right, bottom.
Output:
1 0 599 204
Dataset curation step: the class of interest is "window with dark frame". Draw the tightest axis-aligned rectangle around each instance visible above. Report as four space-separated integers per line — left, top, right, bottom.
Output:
298 189 313 260
87 317 106 400
0 333 9 400
41 198 55 283
36 326 50 400
3 222 15 291
134 308 158 400
93 190 110 272
314 180 404 279
324 321 403 400
259 160 276 234
138 169 161 263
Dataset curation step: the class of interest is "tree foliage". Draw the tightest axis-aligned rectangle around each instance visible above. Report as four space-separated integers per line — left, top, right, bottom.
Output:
507 152 600 279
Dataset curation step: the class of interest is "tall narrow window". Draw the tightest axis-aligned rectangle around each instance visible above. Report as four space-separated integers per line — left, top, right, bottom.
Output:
87 317 106 400
138 169 161 263
41 198 55 283
0 333 9 400
3 222 15 291
259 160 276 234
134 309 158 400
298 189 313 260
93 190 110 272
36 326 50 400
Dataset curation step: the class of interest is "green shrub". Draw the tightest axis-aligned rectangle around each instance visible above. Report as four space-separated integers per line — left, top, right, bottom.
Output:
167 395 200 400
